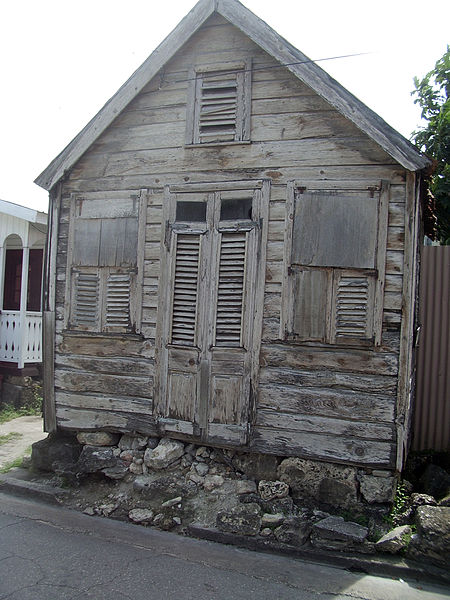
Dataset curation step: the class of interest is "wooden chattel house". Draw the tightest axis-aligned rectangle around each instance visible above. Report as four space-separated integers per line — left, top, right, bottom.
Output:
0 199 47 374
36 0 431 474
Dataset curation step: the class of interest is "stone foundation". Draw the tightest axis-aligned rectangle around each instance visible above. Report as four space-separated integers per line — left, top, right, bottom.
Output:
32 430 394 528
29 430 449 566
32 430 397 507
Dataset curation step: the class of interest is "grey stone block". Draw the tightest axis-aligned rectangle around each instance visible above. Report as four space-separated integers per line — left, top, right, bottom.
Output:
77 446 117 473
376 525 411 554
77 432 120 446
144 438 185 470
274 517 311 546
278 457 358 508
216 503 262 536
359 474 396 504
312 516 368 543
415 506 450 556
31 433 82 473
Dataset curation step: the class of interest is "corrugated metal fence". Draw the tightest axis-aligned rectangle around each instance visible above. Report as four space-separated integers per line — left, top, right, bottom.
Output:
413 245 450 451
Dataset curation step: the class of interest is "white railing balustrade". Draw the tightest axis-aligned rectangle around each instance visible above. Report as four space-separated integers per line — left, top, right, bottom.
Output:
0 311 42 367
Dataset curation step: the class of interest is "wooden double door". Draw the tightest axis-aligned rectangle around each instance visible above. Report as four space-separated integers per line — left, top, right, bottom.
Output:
155 182 268 445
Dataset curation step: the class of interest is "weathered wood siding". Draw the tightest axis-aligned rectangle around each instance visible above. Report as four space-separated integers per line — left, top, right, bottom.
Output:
53 15 409 467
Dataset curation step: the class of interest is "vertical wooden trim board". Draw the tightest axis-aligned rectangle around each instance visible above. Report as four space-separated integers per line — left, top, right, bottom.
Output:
153 185 172 419
135 189 148 333
63 194 76 330
373 180 390 346
396 172 419 471
249 179 270 429
43 184 60 433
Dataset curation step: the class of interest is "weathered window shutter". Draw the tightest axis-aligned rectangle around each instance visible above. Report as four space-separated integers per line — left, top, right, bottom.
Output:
332 271 375 341
67 192 142 333
170 234 201 346
105 271 131 330
290 267 331 342
72 271 100 330
186 61 251 145
291 192 378 269
285 184 388 346
215 232 247 347
197 72 239 143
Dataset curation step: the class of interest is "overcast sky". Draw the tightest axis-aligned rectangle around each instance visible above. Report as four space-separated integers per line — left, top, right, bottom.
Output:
1 0 448 213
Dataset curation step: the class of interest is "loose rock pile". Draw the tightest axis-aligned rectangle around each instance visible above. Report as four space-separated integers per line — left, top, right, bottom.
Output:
31 432 449 565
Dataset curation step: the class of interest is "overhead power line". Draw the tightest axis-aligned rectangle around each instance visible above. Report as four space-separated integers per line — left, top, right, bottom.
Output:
165 52 372 86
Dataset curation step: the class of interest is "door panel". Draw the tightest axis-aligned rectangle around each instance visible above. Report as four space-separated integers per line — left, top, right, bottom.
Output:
168 372 196 421
162 346 200 435
209 374 242 424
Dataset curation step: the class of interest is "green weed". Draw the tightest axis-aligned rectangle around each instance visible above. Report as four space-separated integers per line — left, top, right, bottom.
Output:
384 481 410 526
0 457 24 474
0 432 23 446
0 445 32 474
0 404 41 424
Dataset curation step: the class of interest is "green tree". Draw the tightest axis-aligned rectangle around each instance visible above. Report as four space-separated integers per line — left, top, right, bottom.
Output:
411 46 450 244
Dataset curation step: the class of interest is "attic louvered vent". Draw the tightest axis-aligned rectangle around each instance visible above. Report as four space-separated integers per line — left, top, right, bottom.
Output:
73 272 99 328
170 234 201 346
215 232 247 347
187 62 251 145
335 274 372 339
198 72 238 143
105 272 131 329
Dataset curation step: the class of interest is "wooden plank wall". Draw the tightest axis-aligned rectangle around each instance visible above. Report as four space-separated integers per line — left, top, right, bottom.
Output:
54 14 408 467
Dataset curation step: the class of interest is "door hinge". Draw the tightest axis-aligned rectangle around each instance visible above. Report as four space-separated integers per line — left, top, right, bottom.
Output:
164 220 171 250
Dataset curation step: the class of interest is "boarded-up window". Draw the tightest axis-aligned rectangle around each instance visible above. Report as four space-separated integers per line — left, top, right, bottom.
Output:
68 195 139 333
285 186 388 346
186 61 251 145
292 193 378 269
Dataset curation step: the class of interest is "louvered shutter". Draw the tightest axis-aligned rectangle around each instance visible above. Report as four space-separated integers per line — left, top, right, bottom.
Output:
215 232 247 347
333 271 375 341
196 72 239 143
105 272 131 330
187 63 250 145
170 234 201 346
72 271 100 330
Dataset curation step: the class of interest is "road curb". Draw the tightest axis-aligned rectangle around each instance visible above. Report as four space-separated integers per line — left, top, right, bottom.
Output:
0 473 68 505
187 524 450 586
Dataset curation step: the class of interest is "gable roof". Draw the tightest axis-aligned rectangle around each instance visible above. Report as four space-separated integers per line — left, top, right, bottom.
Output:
35 0 430 191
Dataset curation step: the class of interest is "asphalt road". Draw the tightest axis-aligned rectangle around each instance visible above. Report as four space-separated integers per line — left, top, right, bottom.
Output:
0 492 449 600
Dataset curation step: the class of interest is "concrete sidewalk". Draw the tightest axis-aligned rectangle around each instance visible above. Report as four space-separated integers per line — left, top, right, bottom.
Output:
0 416 47 469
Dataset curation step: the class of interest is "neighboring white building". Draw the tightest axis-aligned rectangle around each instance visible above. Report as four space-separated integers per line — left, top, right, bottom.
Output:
0 199 47 372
